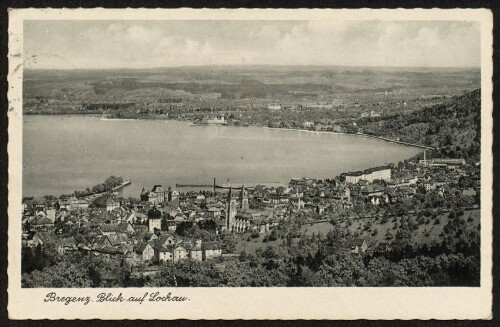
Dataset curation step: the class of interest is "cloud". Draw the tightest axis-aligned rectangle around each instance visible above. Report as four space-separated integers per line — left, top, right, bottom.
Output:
414 27 441 47
305 20 351 36
125 25 163 43
107 23 124 34
377 22 406 48
24 20 481 69
249 24 284 42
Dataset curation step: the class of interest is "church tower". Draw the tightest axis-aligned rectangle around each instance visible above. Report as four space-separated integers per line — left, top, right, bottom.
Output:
140 187 148 202
226 187 237 231
296 188 302 210
167 186 173 202
240 184 249 211
147 206 162 232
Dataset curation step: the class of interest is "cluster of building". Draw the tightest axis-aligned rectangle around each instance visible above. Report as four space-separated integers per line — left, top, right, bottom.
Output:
265 155 477 219
23 198 224 267
21 182 286 270
28 219 222 266
294 156 478 211
360 110 382 118
141 184 277 235
21 151 480 276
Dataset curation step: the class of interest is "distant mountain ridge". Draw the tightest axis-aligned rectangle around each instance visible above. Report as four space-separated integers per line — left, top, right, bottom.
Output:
358 89 481 161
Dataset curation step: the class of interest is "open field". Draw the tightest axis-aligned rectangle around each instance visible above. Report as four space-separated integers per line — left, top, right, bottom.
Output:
233 232 283 255
230 208 481 255
301 208 480 247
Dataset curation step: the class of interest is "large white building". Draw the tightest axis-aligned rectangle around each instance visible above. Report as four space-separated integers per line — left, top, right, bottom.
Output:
141 185 165 204
345 166 391 184
419 158 466 169
205 115 225 124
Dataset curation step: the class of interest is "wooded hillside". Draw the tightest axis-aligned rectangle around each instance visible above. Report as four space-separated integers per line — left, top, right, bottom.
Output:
358 89 481 161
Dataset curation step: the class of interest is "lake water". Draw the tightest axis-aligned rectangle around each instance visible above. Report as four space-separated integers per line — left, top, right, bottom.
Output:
23 116 422 198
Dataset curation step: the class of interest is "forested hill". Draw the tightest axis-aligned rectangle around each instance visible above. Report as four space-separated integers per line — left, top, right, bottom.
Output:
357 89 481 161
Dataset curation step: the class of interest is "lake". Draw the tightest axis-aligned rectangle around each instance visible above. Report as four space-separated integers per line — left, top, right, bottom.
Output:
23 115 422 198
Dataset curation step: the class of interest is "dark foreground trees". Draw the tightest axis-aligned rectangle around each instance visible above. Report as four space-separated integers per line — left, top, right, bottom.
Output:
21 246 479 288
22 215 480 288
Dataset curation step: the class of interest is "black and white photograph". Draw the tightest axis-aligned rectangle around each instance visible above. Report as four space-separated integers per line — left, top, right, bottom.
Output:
7 8 493 320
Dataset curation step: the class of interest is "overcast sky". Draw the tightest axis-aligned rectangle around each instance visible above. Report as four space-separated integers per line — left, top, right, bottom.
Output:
24 20 480 69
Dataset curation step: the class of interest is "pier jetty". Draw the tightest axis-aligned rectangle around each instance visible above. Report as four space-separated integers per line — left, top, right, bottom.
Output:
176 184 213 188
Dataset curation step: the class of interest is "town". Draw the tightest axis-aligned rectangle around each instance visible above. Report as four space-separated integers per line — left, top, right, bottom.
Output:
21 59 483 288
21 149 481 287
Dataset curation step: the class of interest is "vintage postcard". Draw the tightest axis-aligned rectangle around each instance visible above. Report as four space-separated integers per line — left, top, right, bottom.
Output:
7 8 493 320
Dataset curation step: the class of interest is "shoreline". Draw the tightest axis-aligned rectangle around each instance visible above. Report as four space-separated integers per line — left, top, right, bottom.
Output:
26 113 432 150
262 126 433 150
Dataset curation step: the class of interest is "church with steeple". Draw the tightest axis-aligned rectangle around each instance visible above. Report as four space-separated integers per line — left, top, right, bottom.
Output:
225 186 239 231
240 184 249 211
224 184 272 234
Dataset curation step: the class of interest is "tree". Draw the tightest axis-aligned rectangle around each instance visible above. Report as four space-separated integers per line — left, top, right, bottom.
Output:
87 263 102 287
309 249 324 271
161 217 169 231
22 261 92 288
22 244 61 274
198 219 217 232
312 252 366 286
175 221 194 236
261 246 279 260
104 176 124 190
251 230 260 239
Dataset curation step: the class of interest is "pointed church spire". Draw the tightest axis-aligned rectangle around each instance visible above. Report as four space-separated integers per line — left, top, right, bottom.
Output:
240 183 249 211
240 183 245 198
296 188 301 210
226 185 237 231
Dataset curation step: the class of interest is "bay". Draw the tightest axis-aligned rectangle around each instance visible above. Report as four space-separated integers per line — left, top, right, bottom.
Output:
23 115 422 198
